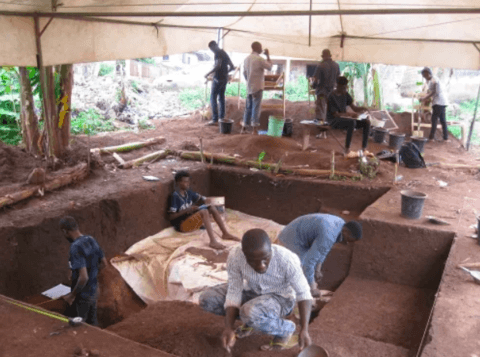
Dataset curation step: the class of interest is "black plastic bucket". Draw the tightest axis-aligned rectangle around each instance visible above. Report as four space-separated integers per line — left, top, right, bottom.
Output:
373 128 388 143
219 119 233 134
411 136 428 153
401 190 427 219
282 119 293 137
389 132 405 150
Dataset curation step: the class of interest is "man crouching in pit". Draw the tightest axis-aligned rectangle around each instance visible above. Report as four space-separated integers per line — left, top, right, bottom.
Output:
199 229 313 352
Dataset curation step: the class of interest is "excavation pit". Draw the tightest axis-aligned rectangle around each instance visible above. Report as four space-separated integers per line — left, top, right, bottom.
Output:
0 166 455 357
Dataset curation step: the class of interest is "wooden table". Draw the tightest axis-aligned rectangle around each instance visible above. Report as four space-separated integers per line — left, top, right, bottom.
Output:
300 120 330 151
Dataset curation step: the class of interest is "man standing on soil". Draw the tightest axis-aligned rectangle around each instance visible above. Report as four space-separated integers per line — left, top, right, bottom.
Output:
277 214 362 297
313 49 340 122
199 229 313 352
60 216 108 326
327 76 372 158
168 170 239 250
420 67 450 142
205 41 236 126
241 41 273 135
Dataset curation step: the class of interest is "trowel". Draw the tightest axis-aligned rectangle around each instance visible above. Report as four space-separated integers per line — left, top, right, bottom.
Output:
297 345 329 357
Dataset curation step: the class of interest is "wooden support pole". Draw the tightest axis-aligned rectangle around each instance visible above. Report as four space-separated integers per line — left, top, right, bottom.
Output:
120 150 170 169
466 84 480 151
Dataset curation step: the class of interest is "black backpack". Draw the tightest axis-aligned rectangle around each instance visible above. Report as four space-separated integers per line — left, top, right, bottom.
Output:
399 142 426 169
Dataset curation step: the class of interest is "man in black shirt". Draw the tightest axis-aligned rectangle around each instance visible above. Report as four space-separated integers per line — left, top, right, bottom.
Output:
205 41 235 126
327 76 371 157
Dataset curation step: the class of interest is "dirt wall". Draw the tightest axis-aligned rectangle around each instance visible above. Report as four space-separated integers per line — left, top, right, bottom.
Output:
209 167 390 225
0 170 210 300
349 219 454 289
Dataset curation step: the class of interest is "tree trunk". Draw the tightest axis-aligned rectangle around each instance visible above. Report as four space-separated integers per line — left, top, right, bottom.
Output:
18 67 40 155
43 64 74 158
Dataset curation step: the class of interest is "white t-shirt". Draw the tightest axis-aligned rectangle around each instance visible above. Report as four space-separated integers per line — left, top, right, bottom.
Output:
427 76 448 106
243 52 273 95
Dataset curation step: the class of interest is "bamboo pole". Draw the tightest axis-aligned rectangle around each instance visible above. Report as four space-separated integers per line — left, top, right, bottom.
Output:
176 150 361 178
90 137 166 154
466 84 480 151
120 150 171 169
0 163 88 209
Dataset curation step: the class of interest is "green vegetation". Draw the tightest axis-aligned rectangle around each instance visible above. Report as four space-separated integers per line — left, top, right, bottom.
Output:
226 82 247 98
179 87 208 111
98 63 115 77
71 108 116 135
136 58 156 65
284 76 309 102
138 118 155 130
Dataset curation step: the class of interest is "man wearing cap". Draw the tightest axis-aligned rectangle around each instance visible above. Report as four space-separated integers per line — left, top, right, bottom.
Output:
313 49 340 122
241 41 273 135
277 214 362 298
420 67 450 142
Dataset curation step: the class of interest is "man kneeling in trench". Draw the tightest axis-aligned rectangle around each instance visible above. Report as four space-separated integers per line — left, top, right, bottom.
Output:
199 229 313 352
277 214 363 298
168 170 239 250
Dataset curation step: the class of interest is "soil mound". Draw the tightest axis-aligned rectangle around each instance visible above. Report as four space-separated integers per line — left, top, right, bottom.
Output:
97 265 146 328
206 135 302 162
108 300 296 357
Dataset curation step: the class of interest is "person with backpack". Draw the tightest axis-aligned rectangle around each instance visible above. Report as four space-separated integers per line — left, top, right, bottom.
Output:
420 67 450 142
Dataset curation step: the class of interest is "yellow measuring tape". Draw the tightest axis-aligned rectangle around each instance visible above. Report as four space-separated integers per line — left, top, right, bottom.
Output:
4 298 69 323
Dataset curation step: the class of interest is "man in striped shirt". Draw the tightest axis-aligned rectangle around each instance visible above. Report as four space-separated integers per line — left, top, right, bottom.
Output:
199 229 313 352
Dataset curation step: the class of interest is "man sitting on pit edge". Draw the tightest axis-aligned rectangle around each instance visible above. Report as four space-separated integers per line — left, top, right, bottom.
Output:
168 170 239 250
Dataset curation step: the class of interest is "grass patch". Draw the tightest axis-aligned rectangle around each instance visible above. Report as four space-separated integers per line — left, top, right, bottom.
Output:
179 87 208 111
98 63 115 77
71 108 116 135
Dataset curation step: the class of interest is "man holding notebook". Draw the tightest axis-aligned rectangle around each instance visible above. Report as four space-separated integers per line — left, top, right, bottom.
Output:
326 76 371 158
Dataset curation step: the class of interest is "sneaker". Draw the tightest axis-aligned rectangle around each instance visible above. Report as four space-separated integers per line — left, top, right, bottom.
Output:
205 121 218 126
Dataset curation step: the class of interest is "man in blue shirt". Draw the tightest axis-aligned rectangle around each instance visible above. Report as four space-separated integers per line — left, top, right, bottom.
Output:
277 214 362 297
60 216 108 326
205 41 236 126
168 170 239 250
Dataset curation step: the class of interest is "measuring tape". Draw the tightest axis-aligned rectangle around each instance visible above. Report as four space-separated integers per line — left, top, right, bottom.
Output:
4 298 69 323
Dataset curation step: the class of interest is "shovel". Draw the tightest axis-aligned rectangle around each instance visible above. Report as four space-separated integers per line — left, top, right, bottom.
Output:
297 344 329 357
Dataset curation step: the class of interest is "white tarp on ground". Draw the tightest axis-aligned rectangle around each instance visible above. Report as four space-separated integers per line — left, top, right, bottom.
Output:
0 1 479 69
110 209 284 304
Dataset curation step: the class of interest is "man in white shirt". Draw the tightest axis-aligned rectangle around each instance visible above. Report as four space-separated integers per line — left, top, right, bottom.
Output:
421 67 450 142
199 229 313 352
241 42 273 135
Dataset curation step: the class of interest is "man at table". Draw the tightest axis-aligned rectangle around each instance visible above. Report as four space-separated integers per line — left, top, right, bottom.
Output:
327 76 371 158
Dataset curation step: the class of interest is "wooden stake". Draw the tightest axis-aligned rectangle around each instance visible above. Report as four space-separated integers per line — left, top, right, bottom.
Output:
112 152 126 166
199 138 205 164
330 151 335 179
120 150 170 169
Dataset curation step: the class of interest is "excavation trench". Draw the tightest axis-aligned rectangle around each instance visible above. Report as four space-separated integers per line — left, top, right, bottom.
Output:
0 167 453 357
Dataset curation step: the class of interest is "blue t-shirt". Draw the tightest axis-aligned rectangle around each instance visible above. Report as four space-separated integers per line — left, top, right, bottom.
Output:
213 49 234 82
277 214 345 284
168 190 204 215
69 235 105 300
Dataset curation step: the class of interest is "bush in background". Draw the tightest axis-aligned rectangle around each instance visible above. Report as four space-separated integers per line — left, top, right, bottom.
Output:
98 63 115 77
71 108 116 135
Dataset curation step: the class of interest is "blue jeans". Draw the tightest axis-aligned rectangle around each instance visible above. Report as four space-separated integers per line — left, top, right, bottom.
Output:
211 79 227 123
243 90 263 127
199 283 296 339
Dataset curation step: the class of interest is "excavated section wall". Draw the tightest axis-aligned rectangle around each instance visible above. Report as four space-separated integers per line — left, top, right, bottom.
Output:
0 170 210 300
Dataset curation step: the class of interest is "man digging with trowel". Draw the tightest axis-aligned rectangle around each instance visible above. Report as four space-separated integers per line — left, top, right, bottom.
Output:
278 213 362 298
199 229 313 352
60 216 108 326
168 170 239 250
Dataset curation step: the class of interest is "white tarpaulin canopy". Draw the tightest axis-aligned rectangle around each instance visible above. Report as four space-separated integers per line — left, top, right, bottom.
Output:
0 0 479 69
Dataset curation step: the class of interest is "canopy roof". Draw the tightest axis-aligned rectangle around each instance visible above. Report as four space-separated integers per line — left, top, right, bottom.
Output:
1 1 479 69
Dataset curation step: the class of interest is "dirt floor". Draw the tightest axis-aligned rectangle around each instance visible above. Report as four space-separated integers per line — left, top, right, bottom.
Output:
1 98 480 357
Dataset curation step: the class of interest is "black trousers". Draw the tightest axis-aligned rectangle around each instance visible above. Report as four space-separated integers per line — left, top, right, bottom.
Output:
67 296 98 326
330 117 371 150
429 105 448 140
